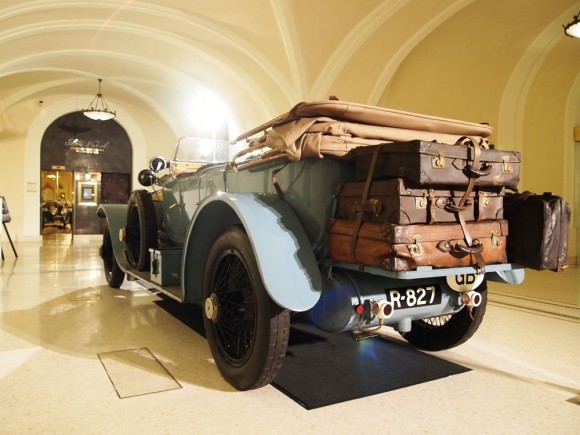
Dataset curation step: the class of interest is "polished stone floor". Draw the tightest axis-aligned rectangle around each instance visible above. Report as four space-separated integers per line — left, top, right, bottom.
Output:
0 235 579 434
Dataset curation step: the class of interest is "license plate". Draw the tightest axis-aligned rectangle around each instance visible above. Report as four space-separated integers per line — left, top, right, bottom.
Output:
385 285 442 310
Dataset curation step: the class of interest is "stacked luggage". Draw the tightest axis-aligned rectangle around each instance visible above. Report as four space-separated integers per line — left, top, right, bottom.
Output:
328 138 519 272
233 99 570 272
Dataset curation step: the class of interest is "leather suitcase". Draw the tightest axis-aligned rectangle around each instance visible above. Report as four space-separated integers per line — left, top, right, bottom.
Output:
352 140 520 189
328 218 508 271
503 192 570 271
335 178 503 224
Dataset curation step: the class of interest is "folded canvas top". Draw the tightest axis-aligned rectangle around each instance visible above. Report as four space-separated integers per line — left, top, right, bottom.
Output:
233 100 493 161
291 101 492 137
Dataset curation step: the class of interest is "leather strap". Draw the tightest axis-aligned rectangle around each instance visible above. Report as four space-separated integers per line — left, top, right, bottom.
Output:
271 161 289 200
456 207 473 246
351 145 382 261
445 137 481 243
437 238 486 274
444 137 487 273
443 136 483 212
427 189 435 224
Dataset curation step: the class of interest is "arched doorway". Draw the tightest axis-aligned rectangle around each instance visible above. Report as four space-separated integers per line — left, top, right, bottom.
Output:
40 112 132 236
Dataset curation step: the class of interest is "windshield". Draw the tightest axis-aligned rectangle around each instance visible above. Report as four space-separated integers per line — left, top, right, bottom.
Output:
174 137 230 163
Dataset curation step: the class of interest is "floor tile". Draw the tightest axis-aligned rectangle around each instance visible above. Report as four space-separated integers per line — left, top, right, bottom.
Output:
98 348 181 398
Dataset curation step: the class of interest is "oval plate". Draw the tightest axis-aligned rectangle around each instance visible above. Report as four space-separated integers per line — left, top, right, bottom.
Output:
446 273 485 292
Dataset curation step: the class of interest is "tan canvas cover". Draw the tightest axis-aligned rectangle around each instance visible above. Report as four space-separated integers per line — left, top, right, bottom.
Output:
234 100 493 161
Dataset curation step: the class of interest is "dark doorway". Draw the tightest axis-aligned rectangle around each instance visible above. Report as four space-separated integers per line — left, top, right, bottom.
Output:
40 112 132 236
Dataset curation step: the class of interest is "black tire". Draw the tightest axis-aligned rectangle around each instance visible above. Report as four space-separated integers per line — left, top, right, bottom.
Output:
101 226 125 288
125 189 158 271
203 226 290 390
401 281 488 351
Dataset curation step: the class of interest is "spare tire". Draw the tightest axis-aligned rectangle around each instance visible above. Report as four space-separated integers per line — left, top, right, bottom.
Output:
125 189 158 271
401 282 488 351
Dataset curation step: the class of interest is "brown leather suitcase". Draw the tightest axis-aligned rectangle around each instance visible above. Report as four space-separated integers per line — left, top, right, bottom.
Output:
328 218 508 271
335 179 503 224
352 140 520 189
503 192 570 271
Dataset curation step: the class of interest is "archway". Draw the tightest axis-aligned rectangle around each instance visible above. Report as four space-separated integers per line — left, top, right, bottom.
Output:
40 112 132 236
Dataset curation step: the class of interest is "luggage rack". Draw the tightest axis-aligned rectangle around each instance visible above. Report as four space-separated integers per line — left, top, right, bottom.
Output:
331 261 525 284
229 141 287 171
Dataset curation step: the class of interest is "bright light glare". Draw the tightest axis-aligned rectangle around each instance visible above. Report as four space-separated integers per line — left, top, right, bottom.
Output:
189 90 228 132
198 138 213 157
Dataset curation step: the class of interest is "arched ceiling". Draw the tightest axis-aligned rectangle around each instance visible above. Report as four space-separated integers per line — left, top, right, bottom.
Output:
0 0 579 140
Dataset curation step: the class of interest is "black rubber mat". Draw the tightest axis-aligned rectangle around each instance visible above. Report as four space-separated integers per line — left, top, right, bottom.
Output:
272 322 470 409
154 296 470 409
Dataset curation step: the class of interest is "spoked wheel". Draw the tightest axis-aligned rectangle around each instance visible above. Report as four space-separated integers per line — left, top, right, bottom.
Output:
401 282 488 351
101 226 125 288
203 226 290 390
125 190 158 271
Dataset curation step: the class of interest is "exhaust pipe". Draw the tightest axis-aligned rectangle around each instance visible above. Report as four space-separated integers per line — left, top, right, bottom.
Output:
461 290 482 308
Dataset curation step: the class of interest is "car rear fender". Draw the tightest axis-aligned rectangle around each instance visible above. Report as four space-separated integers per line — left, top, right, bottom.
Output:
182 192 322 311
97 204 131 272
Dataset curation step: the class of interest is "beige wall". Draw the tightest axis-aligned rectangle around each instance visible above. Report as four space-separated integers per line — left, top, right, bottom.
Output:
0 102 33 241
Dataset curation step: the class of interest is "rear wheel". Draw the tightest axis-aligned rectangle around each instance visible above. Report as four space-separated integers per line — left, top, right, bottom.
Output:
101 226 125 288
203 226 290 390
125 190 158 271
401 282 487 351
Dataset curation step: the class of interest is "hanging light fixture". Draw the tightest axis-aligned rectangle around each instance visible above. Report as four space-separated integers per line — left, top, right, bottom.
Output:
563 11 580 38
82 78 116 121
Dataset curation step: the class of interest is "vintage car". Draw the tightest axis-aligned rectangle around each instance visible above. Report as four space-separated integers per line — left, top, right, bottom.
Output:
98 100 531 391
42 197 73 229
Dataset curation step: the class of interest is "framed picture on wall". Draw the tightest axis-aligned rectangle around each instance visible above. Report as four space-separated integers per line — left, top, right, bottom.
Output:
77 181 98 206
1 196 11 223
82 185 94 201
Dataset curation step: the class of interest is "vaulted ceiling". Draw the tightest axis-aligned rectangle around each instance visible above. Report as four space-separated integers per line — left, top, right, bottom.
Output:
1 0 579 145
